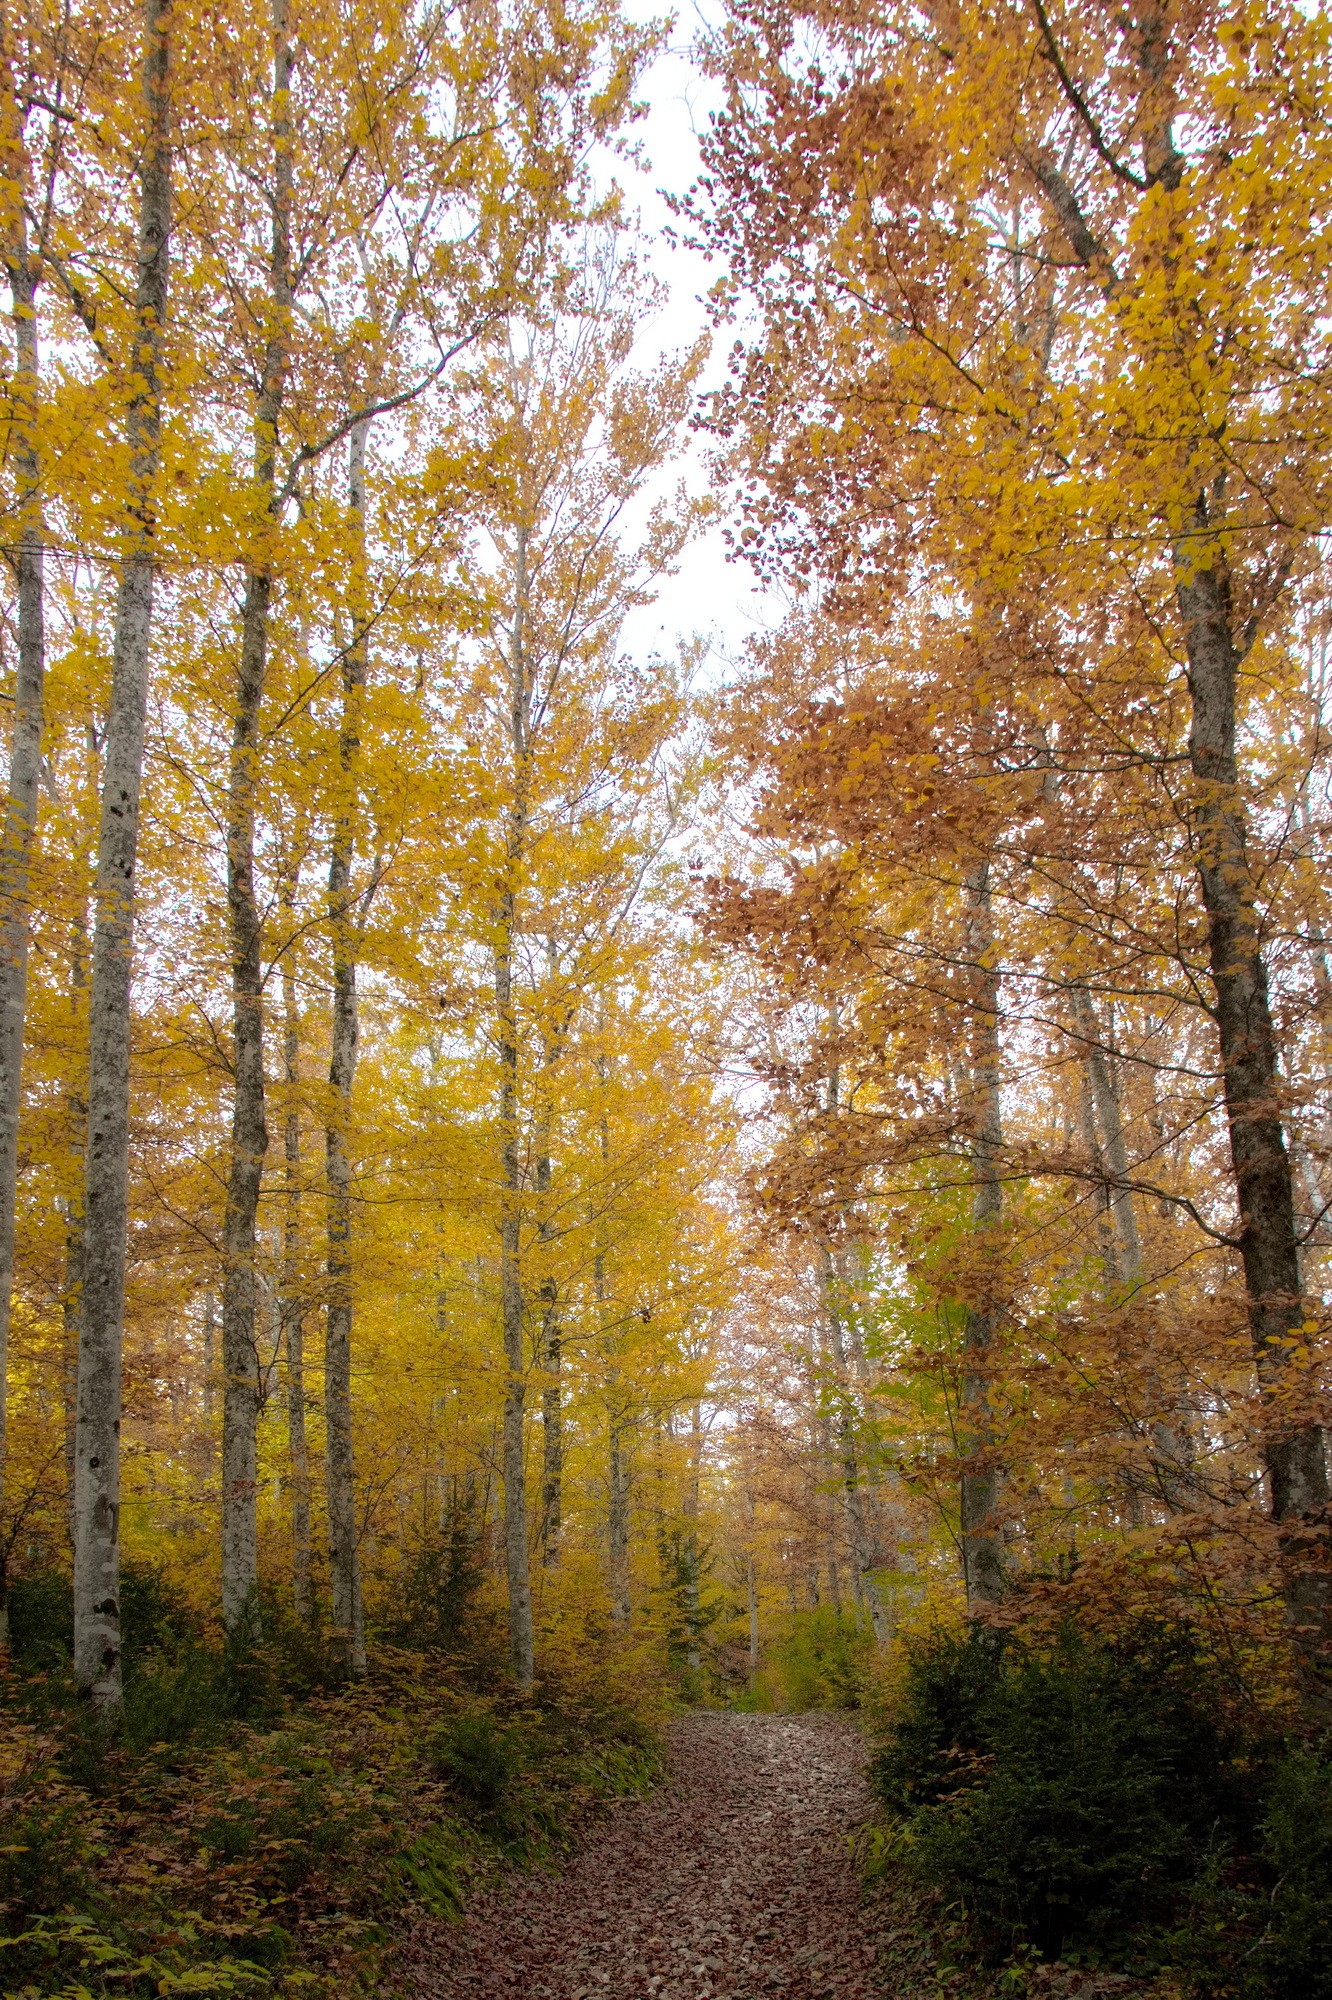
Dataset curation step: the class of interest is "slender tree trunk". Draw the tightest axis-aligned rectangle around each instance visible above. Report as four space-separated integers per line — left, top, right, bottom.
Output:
1177 551 1331 1667
1075 1044 1123 1287
324 419 369 1676
747 1535 759 1679
817 1048 891 1638
496 521 534 1690
1072 984 1195 1511
836 1238 897 1617
682 1401 702 1671
61 917 89 1554
818 1240 889 1639
200 1289 217 1432
279 867 311 1622
537 1147 562 1567
959 861 1006 1608
73 0 171 1710
0 120 45 1636
220 0 293 1642
539 1296 562 1564
61 1201 82 1550
607 1389 631 1625
221 534 268 1636
591 1067 631 1625
1070 982 1143 1281
496 917 533 1686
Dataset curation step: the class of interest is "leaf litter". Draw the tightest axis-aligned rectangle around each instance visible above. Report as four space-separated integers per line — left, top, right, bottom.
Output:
397 1712 886 1999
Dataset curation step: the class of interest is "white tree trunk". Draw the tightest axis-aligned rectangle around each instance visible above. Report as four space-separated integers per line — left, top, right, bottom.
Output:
323 418 370 1678
73 0 171 1708
496 920 533 1689
279 866 311 1621
220 0 293 1640
0 184 45 1640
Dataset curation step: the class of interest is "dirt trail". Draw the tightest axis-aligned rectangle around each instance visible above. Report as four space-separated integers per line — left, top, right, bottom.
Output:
401 1712 882 2000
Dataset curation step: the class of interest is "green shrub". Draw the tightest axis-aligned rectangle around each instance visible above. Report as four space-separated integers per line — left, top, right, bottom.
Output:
0 1795 94 1924
773 1607 874 1710
871 1622 1256 1962
7 1569 74 1674
428 1710 525 1814
119 1563 202 1665
1253 1746 1332 2000
377 1506 487 1654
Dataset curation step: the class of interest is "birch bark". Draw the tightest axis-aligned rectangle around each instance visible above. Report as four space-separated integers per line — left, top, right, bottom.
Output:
681 1404 702 1672
536 1140 562 1566
536 937 563 1567
496 517 534 1690
496 908 533 1686
73 0 171 1707
278 861 311 1621
324 418 370 1675
0 77 45 1634
220 0 294 1639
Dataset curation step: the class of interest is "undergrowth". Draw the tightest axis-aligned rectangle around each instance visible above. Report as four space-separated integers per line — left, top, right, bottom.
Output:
865 1619 1332 2000
731 1606 875 1712
0 1563 662 1998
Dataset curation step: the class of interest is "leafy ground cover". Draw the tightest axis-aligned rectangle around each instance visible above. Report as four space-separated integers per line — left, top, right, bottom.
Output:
0 1567 660 1998
397 1711 885 1999
866 1621 1332 2000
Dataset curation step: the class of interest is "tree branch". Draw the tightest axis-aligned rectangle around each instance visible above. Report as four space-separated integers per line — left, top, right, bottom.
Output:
1028 0 1147 190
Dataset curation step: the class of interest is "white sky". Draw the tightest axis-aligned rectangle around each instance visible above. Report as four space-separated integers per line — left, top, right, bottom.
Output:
609 6 782 675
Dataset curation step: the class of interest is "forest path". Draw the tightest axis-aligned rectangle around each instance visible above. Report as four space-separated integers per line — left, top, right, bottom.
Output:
400 1711 883 1999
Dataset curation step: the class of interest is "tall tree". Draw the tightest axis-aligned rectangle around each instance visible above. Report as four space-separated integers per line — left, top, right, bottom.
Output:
219 0 292 1640
323 418 371 1672
0 22 47 1633
698 0 1332 1686
73 0 172 1707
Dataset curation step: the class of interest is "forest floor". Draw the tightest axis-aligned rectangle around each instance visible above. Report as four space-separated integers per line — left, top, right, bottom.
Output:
394 1711 888 2000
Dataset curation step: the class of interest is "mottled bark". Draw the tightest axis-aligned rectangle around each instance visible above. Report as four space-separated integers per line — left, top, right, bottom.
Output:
497 917 533 1686
61 1205 82 1549
220 0 293 1641
220 541 269 1635
608 1420 631 1623
61 923 88 1553
279 869 311 1621
537 1140 562 1566
0 95 45 1634
538 1304 562 1564
73 0 171 1709
959 862 1006 1608
1177 549 1330 1660
324 420 369 1676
